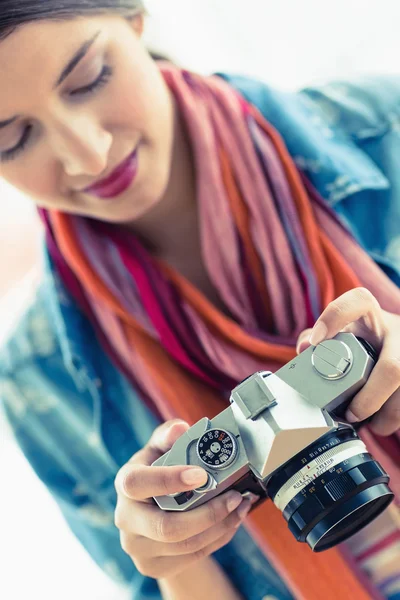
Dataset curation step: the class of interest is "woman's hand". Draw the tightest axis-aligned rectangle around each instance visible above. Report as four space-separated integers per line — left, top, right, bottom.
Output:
114 419 252 581
296 287 400 436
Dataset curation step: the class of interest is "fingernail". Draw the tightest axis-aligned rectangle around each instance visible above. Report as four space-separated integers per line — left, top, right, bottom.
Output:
296 339 309 354
237 500 252 519
309 322 328 346
345 410 360 423
181 468 208 485
226 492 243 512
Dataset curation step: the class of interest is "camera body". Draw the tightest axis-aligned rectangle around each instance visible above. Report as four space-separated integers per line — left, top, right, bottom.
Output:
152 333 393 551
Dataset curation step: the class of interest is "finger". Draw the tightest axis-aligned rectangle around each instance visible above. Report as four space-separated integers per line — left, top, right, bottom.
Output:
137 500 252 557
130 420 191 467
369 388 400 436
345 340 400 424
122 489 244 542
308 287 384 346
115 463 209 500
136 527 243 580
115 419 198 499
296 328 313 354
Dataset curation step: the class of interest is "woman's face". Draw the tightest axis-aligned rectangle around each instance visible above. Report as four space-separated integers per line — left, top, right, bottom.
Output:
0 14 175 223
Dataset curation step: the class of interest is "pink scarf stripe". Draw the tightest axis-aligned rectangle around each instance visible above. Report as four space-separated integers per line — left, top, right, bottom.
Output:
202 76 307 334
105 226 236 389
163 68 255 323
115 240 219 387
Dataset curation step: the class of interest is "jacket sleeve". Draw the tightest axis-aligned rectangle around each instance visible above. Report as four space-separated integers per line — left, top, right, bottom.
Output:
299 75 400 285
0 359 162 600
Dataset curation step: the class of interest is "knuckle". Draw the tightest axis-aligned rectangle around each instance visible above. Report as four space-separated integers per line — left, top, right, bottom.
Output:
159 468 174 497
383 401 400 422
180 534 203 554
155 512 184 542
114 465 127 495
135 557 172 580
134 558 157 578
115 464 137 498
206 499 220 527
120 532 137 557
157 512 172 541
154 419 186 442
153 512 167 541
355 287 377 307
327 300 345 320
224 511 239 531
193 545 209 561
381 356 400 381
151 563 170 580
177 536 194 554
114 507 125 531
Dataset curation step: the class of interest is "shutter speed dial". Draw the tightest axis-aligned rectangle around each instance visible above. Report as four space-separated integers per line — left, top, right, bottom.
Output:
196 428 238 470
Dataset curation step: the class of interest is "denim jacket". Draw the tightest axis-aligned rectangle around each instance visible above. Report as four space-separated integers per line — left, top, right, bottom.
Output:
1 73 400 600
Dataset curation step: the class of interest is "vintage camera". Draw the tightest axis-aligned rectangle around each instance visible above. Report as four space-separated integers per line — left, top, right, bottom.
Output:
152 333 393 551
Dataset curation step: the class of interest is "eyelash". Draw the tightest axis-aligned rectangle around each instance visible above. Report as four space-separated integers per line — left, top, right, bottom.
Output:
0 64 114 163
69 64 113 97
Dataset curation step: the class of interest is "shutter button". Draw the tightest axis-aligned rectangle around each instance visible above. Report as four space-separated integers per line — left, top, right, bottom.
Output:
194 472 217 494
311 339 353 380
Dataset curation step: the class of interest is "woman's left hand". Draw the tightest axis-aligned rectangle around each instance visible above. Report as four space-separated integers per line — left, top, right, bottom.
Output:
296 287 400 436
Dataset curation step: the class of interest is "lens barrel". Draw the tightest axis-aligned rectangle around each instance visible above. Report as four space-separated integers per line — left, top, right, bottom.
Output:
268 427 393 551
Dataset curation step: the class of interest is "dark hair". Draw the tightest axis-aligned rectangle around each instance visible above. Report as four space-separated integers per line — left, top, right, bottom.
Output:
0 1 146 41
0 1 171 62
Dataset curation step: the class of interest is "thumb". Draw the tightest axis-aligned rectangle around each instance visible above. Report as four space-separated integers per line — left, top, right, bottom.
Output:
296 328 313 355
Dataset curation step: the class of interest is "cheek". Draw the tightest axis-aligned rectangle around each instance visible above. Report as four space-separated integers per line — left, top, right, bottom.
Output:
1 159 61 204
107 78 154 137
108 56 172 145
107 91 148 134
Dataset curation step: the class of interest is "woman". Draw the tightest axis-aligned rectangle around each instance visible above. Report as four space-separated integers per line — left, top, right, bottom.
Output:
0 2 399 599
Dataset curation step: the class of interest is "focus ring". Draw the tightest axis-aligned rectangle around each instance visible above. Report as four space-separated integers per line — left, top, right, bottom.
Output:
325 473 357 501
286 459 389 541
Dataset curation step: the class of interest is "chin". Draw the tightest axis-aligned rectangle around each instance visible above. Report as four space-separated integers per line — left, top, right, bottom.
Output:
92 194 162 225
122 178 170 222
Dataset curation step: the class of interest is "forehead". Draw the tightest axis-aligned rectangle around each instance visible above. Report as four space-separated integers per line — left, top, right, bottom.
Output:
0 16 115 88
0 15 114 115
0 16 102 69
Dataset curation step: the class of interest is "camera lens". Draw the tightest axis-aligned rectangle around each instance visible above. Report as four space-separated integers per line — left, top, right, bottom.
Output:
267 427 393 551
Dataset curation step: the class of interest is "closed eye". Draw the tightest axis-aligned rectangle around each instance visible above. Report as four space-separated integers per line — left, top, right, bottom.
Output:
0 64 114 163
69 64 113 96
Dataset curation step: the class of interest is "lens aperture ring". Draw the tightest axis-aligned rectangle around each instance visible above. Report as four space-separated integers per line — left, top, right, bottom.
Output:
274 439 367 511
268 427 357 500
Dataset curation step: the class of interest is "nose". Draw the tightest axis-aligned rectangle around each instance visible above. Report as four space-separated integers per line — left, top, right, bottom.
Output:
49 115 112 178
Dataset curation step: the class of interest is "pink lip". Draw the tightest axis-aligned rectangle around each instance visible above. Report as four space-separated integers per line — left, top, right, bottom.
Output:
83 148 138 199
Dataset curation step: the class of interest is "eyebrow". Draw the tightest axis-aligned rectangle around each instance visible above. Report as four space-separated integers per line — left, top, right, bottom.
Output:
0 30 101 130
53 30 101 89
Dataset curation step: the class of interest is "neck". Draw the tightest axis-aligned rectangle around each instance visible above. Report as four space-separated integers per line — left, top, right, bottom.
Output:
124 94 199 259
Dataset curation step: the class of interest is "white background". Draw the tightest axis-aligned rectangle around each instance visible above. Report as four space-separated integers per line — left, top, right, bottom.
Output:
1 1 400 598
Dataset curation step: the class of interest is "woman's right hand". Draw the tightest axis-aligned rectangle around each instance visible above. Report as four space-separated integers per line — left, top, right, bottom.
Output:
114 419 252 581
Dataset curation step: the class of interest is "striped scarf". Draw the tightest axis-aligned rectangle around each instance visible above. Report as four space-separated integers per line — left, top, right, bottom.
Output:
40 63 399 600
